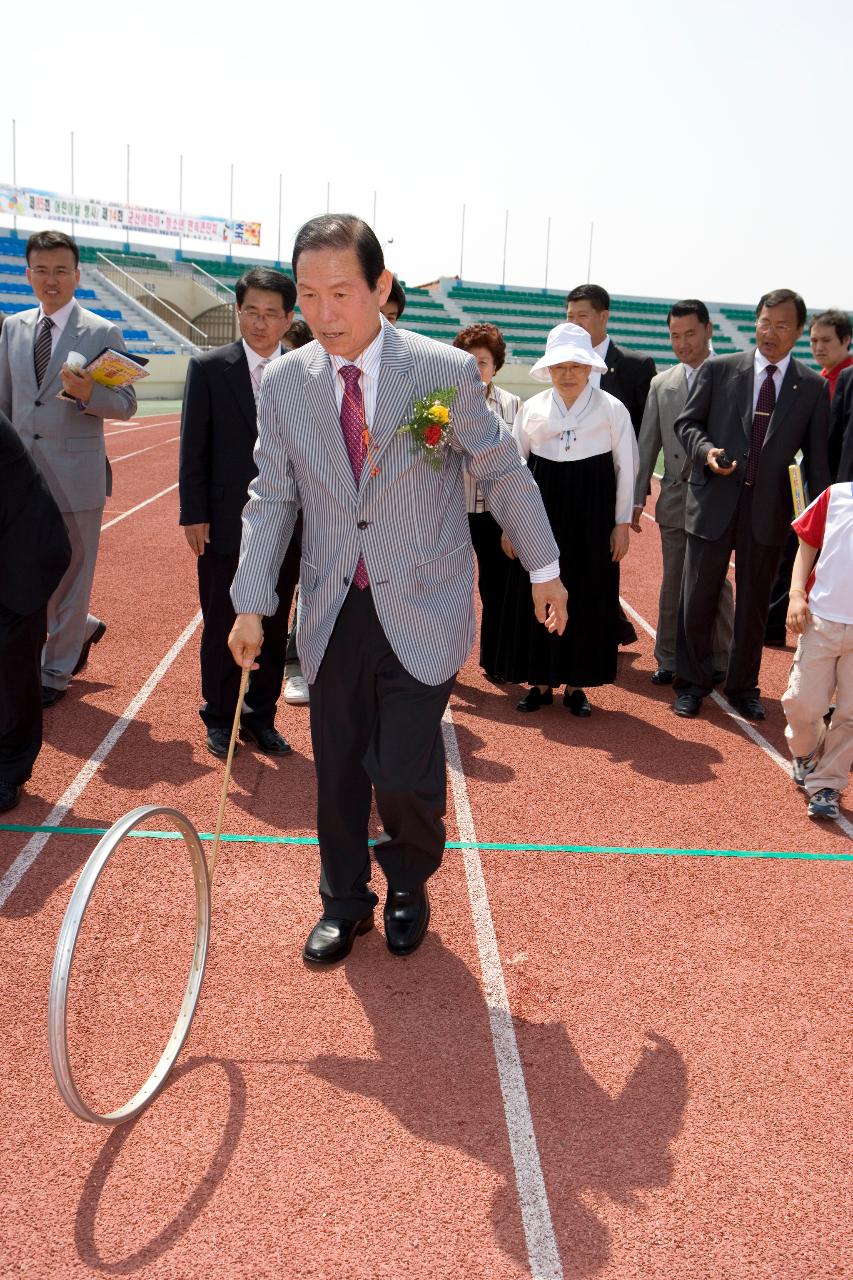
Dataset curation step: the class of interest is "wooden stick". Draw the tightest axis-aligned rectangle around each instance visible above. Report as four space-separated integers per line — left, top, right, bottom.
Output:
207 665 250 885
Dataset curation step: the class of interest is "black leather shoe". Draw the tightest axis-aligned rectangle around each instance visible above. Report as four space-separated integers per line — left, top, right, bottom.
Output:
206 727 233 758
673 693 702 717
650 668 675 685
517 686 553 712
728 695 766 721
239 724 293 755
303 914 374 965
41 685 66 708
0 781 22 813
384 886 430 956
618 618 638 646
72 619 107 676
712 669 726 686
483 671 505 685
564 688 591 716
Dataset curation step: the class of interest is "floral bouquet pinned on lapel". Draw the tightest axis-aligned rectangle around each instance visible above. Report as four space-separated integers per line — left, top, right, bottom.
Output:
398 387 458 470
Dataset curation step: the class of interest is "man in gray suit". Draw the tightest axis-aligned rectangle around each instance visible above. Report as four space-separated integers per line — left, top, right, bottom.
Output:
632 300 733 684
0 231 137 706
229 215 566 966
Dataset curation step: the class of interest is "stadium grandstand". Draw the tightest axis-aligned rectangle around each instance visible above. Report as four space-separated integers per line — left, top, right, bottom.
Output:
0 229 830 398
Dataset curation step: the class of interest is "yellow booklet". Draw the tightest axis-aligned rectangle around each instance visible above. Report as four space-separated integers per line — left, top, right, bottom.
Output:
57 347 149 399
788 462 806 517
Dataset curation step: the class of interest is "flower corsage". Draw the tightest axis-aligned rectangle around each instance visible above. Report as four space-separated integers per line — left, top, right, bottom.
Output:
397 387 458 470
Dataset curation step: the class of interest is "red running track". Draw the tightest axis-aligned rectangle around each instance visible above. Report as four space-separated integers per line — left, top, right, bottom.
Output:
0 415 848 1279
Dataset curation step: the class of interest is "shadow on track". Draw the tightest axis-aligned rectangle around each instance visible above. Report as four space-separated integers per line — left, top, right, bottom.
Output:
308 934 688 1277
73 1055 246 1275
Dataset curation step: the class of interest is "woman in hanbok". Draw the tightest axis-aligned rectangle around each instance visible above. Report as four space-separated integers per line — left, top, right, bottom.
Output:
496 323 638 715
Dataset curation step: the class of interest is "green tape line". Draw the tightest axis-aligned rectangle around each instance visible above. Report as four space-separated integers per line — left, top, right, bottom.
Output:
0 823 850 862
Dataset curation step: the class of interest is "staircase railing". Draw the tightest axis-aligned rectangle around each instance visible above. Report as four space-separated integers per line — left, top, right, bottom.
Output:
94 253 208 349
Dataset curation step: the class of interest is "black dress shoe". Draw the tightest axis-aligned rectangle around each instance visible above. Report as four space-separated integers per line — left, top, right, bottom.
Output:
483 671 505 685
206 727 233 758
302 914 374 965
239 724 293 755
0 781 22 813
618 618 638 646
728 695 766 721
517 686 553 712
72 619 107 676
650 668 675 685
41 685 66 708
384 886 430 956
673 693 702 717
564 688 591 716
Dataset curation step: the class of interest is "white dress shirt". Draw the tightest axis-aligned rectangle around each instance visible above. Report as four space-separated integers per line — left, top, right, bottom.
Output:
514 384 639 526
329 318 386 423
588 336 610 390
243 338 283 379
753 348 791 413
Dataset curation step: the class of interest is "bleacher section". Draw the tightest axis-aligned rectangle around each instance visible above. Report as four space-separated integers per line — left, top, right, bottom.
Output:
0 235 179 355
0 233 836 371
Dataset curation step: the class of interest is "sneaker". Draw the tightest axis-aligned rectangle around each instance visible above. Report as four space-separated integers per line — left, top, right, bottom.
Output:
284 675 310 705
792 748 820 788
807 788 841 820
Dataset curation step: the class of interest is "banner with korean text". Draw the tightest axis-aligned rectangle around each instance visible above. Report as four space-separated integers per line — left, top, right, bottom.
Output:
0 183 261 246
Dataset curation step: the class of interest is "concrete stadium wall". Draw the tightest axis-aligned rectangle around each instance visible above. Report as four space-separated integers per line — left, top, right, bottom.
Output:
138 353 190 400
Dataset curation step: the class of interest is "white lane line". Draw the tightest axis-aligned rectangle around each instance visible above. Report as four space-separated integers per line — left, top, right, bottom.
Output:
104 416 179 438
0 612 203 909
442 707 563 1280
619 598 853 841
111 436 179 464
101 483 178 531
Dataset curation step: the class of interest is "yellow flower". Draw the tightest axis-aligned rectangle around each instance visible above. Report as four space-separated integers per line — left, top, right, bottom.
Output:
428 403 450 424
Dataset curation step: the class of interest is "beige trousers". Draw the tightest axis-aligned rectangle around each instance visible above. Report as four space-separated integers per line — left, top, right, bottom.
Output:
782 613 853 796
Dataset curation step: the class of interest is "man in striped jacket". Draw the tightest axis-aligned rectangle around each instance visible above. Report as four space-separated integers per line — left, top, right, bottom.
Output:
230 215 565 966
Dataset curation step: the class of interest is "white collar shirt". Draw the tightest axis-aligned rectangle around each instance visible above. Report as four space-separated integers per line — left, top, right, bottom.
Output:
588 335 610 390
683 352 711 392
36 297 76 351
243 339 282 376
329 318 386 425
753 348 791 412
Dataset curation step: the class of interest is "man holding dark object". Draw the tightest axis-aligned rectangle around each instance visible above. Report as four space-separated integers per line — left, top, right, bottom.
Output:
673 289 830 721
180 267 301 759
0 231 137 706
229 215 564 965
0 410 71 812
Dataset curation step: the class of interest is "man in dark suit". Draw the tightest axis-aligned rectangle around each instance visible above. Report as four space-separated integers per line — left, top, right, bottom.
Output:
566 282 657 644
0 409 71 811
830 364 853 483
673 289 830 721
179 267 301 758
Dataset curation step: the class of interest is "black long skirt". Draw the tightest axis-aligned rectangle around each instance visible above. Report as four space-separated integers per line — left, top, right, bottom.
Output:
495 451 620 688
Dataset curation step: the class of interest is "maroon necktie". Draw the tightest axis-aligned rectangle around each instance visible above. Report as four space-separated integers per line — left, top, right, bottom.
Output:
338 364 369 589
746 364 777 485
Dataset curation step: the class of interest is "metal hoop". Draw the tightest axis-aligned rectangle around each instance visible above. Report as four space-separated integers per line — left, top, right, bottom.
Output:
48 805 211 1126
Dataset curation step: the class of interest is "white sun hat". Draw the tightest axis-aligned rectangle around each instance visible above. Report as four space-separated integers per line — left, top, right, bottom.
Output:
529 322 608 382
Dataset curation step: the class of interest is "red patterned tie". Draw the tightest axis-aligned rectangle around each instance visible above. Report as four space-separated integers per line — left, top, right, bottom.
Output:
339 364 369 589
746 364 777 485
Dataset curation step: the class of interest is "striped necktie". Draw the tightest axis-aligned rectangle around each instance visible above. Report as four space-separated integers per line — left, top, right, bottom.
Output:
34 315 54 387
746 364 777 485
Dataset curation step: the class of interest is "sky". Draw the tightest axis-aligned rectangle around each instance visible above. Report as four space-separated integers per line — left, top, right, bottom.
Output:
2 0 851 308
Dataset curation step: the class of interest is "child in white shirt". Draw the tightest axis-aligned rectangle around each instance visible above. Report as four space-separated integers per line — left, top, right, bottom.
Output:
782 481 853 819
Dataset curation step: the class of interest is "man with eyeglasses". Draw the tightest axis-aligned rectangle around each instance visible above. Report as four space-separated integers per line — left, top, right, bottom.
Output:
0 230 137 707
672 289 830 721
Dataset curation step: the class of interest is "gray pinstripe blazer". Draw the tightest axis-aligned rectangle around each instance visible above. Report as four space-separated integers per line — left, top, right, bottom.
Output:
231 321 559 685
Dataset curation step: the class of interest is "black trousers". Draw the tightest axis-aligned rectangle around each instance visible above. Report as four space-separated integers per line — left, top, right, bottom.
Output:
309 586 456 920
197 536 300 732
0 602 46 786
675 485 784 700
468 510 510 674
